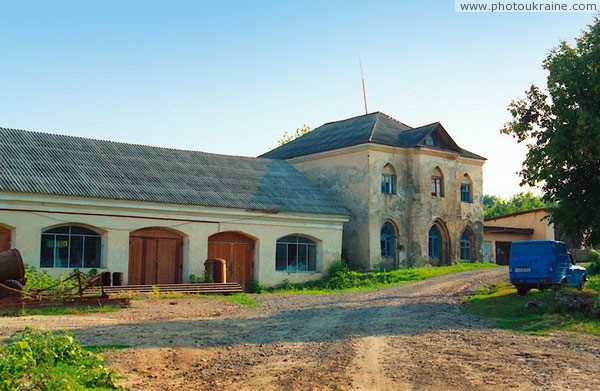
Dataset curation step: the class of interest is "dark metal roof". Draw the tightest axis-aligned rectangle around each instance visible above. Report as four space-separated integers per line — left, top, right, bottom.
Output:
260 112 486 161
0 127 349 216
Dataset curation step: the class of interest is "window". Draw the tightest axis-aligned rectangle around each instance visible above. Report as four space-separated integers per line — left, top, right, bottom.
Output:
40 226 101 268
276 235 317 272
381 174 396 194
424 134 435 146
431 167 444 197
380 223 395 258
460 175 472 203
428 226 441 259
460 230 472 261
381 164 396 194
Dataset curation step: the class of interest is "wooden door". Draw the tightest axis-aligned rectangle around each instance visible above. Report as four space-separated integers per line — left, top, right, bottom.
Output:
129 228 183 285
208 232 254 290
495 241 512 265
0 226 10 253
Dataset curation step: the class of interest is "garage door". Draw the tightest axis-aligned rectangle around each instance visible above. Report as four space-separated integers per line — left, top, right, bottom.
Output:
208 232 254 290
129 228 183 285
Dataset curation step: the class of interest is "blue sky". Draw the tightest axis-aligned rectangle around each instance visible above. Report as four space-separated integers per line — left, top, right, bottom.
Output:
0 1 595 197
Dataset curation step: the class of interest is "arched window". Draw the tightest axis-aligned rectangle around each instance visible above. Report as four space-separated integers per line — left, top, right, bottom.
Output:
380 222 395 258
40 225 101 268
460 175 472 203
431 167 444 197
276 235 317 272
381 164 396 194
460 229 473 261
428 225 441 259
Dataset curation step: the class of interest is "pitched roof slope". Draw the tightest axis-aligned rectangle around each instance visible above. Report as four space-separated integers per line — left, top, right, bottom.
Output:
260 112 485 160
0 127 348 216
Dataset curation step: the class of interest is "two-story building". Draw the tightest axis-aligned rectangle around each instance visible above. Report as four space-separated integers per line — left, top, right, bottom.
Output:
261 112 486 270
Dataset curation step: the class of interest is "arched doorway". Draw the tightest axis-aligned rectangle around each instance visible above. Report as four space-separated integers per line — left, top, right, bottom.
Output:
428 220 450 265
208 232 255 290
460 227 475 261
129 228 183 285
0 226 11 252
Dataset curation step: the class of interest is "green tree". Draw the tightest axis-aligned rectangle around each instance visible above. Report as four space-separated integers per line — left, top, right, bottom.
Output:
484 192 547 219
501 19 600 246
277 124 311 146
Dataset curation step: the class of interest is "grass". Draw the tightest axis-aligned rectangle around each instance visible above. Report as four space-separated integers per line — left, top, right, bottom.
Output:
216 293 260 307
466 276 600 336
3 305 121 317
84 344 131 354
271 261 498 294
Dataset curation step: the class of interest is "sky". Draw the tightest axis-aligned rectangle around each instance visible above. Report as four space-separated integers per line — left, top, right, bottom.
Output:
0 1 596 198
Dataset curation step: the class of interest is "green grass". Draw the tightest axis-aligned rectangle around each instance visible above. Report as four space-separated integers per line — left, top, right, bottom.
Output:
216 293 260 307
3 305 121 317
466 276 600 336
271 261 498 294
84 344 131 354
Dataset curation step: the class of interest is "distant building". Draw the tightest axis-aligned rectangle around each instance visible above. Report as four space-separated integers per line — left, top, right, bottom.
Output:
261 112 486 270
483 208 568 265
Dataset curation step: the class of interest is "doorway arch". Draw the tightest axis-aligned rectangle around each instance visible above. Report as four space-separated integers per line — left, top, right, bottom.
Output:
208 231 255 290
129 227 184 285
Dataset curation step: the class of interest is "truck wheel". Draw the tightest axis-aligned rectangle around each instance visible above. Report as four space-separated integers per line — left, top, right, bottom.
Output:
0 280 24 298
553 279 566 292
517 286 529 296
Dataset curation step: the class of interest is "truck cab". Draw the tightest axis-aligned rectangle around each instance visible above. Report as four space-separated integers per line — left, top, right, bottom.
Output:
509 240 587 296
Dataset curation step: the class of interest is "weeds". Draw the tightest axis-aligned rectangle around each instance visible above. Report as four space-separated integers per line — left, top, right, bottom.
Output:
0 328 122 390
272 260 497 293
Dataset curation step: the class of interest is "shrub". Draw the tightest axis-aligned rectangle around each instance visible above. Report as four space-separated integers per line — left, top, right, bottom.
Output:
0 328 120 389
586 250 600 275
248 279 264 294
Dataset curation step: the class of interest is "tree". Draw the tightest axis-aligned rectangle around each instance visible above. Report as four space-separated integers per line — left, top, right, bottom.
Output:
277 124 311 146
501 18 600 246
484 192 547 219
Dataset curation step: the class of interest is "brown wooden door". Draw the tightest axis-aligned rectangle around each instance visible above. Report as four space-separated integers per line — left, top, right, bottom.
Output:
208 232 254 290
129 228 183 285
0 226 10 253
495 241 512 265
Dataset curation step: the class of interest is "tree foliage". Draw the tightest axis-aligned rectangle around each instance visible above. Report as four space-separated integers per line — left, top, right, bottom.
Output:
501 19 600 246
277 124 311 145
483 192 547 219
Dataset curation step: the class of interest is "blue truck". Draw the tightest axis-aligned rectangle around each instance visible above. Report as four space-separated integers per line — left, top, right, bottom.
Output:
509 240 587 296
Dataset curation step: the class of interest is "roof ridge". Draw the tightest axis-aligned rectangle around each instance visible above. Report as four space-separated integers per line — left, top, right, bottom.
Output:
368 114 380 142
318 112 379 128
377 112 413 129
0 126 263 161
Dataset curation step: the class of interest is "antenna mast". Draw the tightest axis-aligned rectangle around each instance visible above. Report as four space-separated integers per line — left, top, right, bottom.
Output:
359 56 368 114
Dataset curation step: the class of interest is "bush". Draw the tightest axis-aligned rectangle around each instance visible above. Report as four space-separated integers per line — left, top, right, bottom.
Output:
248 279 264 294
586 250 600 275
0 328 121 389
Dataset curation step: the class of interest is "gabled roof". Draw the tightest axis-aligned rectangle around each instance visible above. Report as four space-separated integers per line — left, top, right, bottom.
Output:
260 112 486 161
0 127 349 216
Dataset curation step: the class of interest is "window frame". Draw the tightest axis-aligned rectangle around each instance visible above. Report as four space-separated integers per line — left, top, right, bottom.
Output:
380 223 395 258
460 176 472 203
431 176 444 197
40 225 102 268
275 235 318 273
381 174 396 194
428 226 441 259
460 230 472 261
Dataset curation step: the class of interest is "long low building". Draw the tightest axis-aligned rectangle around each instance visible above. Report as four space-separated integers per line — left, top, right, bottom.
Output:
0 127 349 289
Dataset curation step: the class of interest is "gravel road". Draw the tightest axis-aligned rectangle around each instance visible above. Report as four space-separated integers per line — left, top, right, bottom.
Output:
1 267 598 390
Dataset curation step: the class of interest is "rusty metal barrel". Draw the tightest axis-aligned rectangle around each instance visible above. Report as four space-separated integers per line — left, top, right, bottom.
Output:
0 249 25 284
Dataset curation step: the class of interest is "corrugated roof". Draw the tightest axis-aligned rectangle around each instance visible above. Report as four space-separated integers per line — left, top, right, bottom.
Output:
0 127 349 216
260 112 486 160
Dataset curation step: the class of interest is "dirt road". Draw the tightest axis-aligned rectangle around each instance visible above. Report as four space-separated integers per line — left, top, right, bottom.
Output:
1 267 599 390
